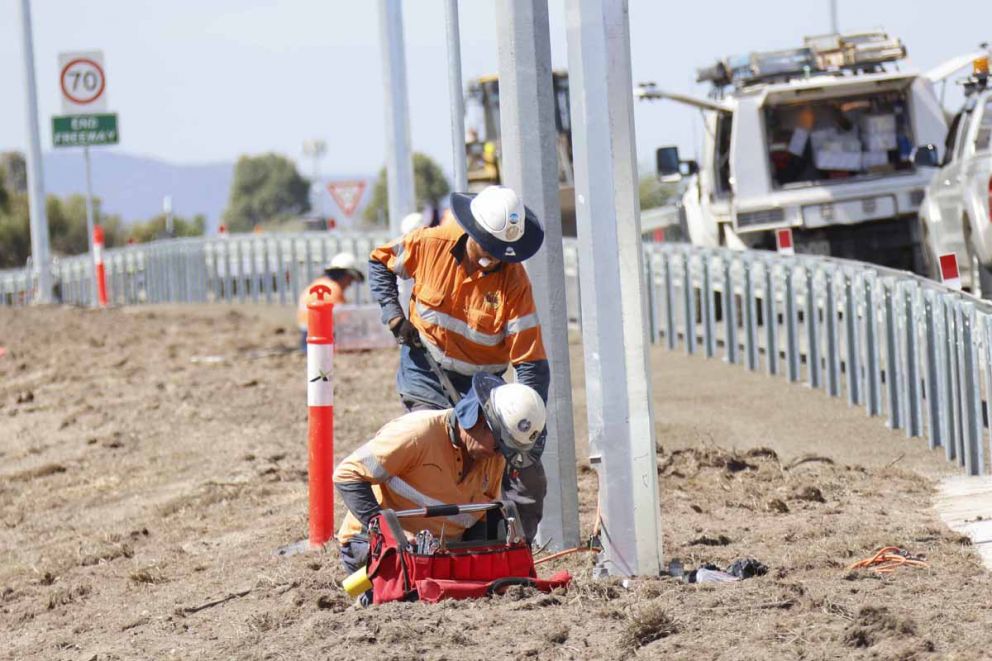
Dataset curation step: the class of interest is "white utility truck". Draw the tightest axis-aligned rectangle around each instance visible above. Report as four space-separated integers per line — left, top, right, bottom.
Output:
639 31 961 272
918 53 992 291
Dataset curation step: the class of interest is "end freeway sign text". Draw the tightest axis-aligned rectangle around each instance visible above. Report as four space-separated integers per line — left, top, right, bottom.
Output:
52 114 119 148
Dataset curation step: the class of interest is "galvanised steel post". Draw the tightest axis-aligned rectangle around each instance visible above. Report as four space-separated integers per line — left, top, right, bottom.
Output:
961 303 983 475
683 253 695 355
744 260 758 371
702 253 715 358
884 280 902 429
984 315 992 466
16 0 53 303
647 251 663 343
444 0 468 192
844 272 862 405
923 290 943 448
824 268 840 397
953 302 968 466
764 261 778 376
664 253 676 350
904 283 922 437
724 257 738 364
565 0 662 576
945 298 961 463
864 272 882 416
277 238 287 305
785 264 800 382
378 0 416 236
806 267 822 388
496 0 579 550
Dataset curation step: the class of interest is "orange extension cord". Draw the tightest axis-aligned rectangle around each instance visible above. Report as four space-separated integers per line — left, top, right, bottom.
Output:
847 546 929 574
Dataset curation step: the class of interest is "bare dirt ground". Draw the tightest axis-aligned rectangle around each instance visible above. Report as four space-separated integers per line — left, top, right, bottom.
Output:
2 304 991 660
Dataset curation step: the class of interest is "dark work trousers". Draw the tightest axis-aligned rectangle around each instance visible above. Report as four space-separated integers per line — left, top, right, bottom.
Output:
402 399 547 544
340 534 372 606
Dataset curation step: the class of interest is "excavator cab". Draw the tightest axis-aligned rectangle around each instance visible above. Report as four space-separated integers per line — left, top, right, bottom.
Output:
464 71 577 234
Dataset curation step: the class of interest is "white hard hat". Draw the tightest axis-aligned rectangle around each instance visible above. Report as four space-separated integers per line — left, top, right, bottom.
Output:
488 382 546 462
450 186 544 263
401 212 425 235
453 373 547 467
324 252 365 281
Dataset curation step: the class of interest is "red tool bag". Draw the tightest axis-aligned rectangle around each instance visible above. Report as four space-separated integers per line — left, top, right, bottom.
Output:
366 501 571 604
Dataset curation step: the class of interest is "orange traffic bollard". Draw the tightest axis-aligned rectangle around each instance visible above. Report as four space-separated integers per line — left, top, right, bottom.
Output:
93 225 109 307
306 284 335 547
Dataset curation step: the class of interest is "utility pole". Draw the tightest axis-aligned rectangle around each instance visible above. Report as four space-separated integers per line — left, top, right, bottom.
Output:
303 139 327 222
565 0 663 576
17 0 53 303
444 0 468 193
495 0 580 551
830 0 839 34
378 0 416 236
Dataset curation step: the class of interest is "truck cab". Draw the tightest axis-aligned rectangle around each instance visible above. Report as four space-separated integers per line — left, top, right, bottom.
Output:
919 55 992 292
640 31 959 272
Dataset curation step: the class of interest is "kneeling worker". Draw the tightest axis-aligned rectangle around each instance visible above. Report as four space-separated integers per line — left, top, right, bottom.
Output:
333 373 546 578
296 252 365 351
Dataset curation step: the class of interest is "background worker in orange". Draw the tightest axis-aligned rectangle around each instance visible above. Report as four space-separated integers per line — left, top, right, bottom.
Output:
296 252 365 351
367 185 550 542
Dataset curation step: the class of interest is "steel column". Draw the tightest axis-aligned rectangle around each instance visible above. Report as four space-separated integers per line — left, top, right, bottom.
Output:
565 0 662 576
378 0 416 235
496 0 579 550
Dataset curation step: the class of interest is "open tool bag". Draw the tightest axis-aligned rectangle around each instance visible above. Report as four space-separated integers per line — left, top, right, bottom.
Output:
366 501 571 604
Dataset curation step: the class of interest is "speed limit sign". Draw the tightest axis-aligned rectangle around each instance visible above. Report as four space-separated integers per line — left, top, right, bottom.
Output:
58 51 107 114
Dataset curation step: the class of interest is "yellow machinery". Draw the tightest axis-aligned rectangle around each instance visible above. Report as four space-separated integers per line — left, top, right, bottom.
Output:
464 71 577 235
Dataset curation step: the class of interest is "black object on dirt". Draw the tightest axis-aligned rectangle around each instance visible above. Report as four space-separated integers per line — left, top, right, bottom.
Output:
727 558 769 579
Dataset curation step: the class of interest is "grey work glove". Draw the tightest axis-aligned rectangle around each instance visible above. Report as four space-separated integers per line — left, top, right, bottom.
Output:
389 317 422 348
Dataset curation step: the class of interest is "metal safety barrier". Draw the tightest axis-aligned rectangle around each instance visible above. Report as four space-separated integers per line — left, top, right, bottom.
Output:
0 232 389 308
3 233 990 475
643 243 992 477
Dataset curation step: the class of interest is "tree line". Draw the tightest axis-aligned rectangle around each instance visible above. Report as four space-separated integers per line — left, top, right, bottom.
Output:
0 148 454 271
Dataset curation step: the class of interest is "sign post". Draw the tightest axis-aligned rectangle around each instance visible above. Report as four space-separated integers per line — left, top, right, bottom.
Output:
53 50 118 308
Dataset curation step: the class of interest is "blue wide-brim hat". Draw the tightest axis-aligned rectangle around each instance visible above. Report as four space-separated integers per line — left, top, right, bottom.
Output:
450 192 544 263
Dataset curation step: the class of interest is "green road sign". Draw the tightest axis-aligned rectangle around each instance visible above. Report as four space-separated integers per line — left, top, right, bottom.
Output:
52 113 119 148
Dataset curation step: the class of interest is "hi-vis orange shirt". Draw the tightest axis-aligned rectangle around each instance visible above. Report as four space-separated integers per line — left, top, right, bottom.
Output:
296 276 345 330
334 409 505 544
369 222 546 375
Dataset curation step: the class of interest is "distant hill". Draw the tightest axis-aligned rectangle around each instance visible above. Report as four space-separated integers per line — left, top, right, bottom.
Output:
40 151 375 233
43 151 233 232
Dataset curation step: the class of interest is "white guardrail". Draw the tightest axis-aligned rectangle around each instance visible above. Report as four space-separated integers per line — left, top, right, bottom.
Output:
3 232 991 476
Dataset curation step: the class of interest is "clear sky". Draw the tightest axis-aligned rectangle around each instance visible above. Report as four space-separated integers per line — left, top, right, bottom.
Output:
0 0 988 176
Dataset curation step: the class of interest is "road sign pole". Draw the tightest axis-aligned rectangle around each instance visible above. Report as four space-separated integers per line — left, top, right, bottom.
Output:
83 146 98 307
17 0 52 304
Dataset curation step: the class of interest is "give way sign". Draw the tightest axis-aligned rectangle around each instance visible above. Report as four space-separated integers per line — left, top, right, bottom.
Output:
59 51 107 114
327 180 367 218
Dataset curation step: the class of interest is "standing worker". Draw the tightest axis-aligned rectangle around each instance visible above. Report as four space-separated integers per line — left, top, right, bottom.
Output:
367 185 550 543
297 252 365 351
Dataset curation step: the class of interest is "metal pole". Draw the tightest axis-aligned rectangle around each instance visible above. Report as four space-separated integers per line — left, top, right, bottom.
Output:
444 0 468 193
806 267 822 388
83 146 98 307
16 0 52 303
764 262 778 376
378 0 416 236
495 0 579 551
829 0 839 34
566 0 662 576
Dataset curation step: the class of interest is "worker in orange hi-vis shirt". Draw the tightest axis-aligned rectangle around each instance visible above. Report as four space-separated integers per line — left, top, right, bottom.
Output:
297 252 365 351
367 185 549 543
